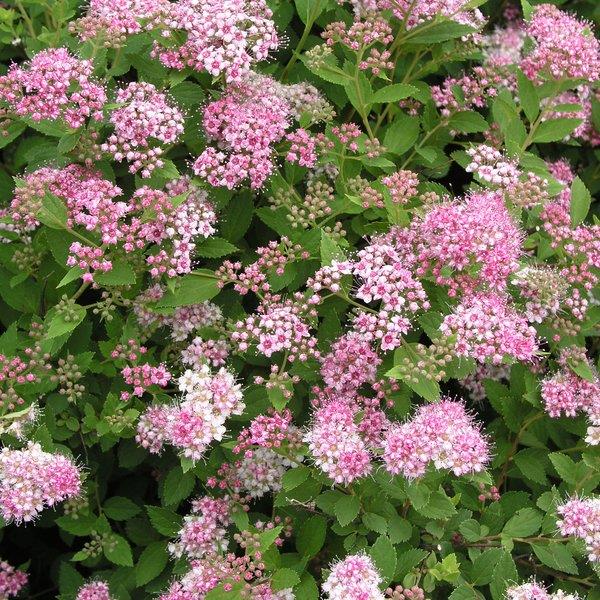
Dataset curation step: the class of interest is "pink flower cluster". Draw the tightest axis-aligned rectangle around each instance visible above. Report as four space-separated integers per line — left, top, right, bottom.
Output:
440 292 538 364
169 496 230 558
305 397 373 485
101 82 184 177
0 48 106 128
466 144 520 187
72 0 166 47
521 4 600 83
193 79 289 189
507 581 579 600
121 363 171 399
415 192 522 295
75 581 113 600
150 0 279 82
231 294 319 362
541 349 600 445
322 554 384 600
382 170 419 204
0 442 81 524
382 399 489 478
0 560 27 600
320 333 381 394
136 365 244 460
182 337 229 368
557 497 600 563
234 409 297 456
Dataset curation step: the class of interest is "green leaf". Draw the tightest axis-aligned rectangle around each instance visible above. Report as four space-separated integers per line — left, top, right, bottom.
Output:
282 465 310 491
294 0 324 25
384 113 420 155
103 496 141 520
345 71 373 114
369 535 396 584
155 271 220 307
136 541 169 586
58 562 84 595
531 543 578 575
414 490 457 519
320 231 345 266
503 508 542 538
448 111 489 133
450 586 479 600
514 448 548 485
490 552 518 600
362 512 388 534
45 304 86 339
570 177 591 226
55 514 98 536
297 515 327 557
532 118 582 143
372 83 419 104
271 568 301 591
145 505 182 537
37 192 68 229
94 260 137 286
388 515 412 544
334 494 361 527
196 237 238 258
517 70 539 122
407 21 476 44
103 533 133 567
160 467 195 506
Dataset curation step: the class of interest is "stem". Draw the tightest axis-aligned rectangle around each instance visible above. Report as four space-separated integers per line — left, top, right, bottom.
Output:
281 0 322 81
15 0 36 38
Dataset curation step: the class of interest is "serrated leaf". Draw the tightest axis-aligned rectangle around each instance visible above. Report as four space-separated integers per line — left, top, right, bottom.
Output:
503 508 542 537
448 111 489 133
271 568 300 591
103 496 140 521
334 494 361 527
196 237 238 258
135 541 169 586
146 505 182 537
372 83 419 103
155 271 220 307
369 535 396 584
384 113 421 155
532 118 582 143
282 466 310 491
517 70 539 122
103 533 133 566
296 515 327 557
531 543 578 575
570 177 591 226
37 192 68 229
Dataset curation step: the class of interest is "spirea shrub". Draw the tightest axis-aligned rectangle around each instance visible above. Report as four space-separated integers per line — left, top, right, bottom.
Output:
0 0 599 598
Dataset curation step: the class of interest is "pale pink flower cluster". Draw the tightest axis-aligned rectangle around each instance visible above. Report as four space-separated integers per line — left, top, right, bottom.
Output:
121 363 171 399
234 409 297 456
466 144 520 187
382 399 489 479
482 18 526 66
102 82 184 177
305 398 373 485
0 442 81 524
193 79 289 189
0 559 27 600
461 363 510 402
521 4 600 83
136 365 244 460
320 332 381 394
73 0 167 47
285 129 318 168
182 337 229 368
231 295 319 361
0 48 106 128
11 165 122 232
415 192 522 295
159 558 232 600
440 292 538 364
507 581 580 600
322 554 385 600
557 497 600 563
169 496 230 558
513 266 569 323
431 63 513 117
233 448 292 498
75 581 113 600
381 170 419 204
150 0 279 83
541 349 600 444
